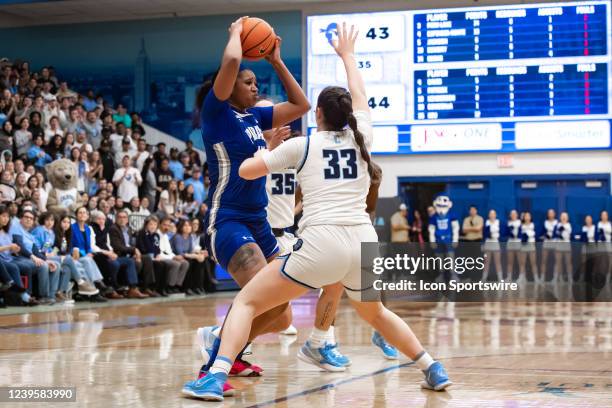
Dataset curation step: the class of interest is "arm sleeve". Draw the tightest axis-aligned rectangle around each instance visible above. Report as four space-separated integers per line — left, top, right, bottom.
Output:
353 110 373 150
249 106 274 131
261 137 307 173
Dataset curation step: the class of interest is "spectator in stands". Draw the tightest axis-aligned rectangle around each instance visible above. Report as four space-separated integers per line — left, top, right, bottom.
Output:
98 138 115 182
28 111 44 141
112 103 131 128
82 89 97 112
410 209 424 244
66 106 83 134
130 112 146 136
27 134 52 170
14 172 30 205
185 166 206 205
113 155 142 203
42 95 59 128
44 116 63 142
26 175 47 212
14 117 31 157
134 138 149 172
171 219 205 295
109 209 158 297
153 142 167 168
158 216 188 293
154 157 172 204
62 132 74 157
178 184 198 220
0 204 38 305
135 215 174 296
10 208 61 305
114 137 136 168
83 110 102 149
0 120 13 153
90 209 147 299
51 214 100 298
168 148 184 180
158 179 179 221
31 212 73 302
183 140 201 167
70 206 114 298
74 129 93 153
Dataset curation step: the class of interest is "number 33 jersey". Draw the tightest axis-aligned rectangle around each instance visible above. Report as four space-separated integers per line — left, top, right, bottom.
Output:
262 110 373 233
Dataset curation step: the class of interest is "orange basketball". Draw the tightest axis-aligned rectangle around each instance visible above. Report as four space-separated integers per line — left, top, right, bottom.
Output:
241 17 276 60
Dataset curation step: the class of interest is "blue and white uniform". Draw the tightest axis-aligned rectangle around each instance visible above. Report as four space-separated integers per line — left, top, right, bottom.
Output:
200 91 278 269
553 222 572 252
521 222 536 252
542 219 558 249
580 225 596 243
483 219 500 251
597 221 612 253
506 219 522 251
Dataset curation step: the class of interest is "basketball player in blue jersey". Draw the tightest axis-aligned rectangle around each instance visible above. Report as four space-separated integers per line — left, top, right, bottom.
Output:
182 22 451 401
194 16 309 384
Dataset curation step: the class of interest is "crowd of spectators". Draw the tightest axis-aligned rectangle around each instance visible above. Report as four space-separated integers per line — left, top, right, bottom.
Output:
0 58 217 308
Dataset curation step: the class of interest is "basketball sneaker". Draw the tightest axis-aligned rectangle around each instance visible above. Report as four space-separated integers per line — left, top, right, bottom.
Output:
421 361 452 391
181 372 229 401
372 331 398 360
297 341 347 372
196 326 263 377
327 343 351 366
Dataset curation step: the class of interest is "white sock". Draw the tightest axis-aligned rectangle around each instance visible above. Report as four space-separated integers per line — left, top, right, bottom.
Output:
309 327 328 348
324 325 336 346
414 351 435 371
212 327 221 338
209 356 232 378
77 278 85 285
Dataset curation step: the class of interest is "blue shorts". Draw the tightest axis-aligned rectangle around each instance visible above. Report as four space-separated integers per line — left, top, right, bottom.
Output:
204 217 279 270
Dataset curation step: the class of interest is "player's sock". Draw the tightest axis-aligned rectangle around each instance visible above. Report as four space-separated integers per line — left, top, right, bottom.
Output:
200 337 221 374
209 356 232 382
414 350 435 371
324 325 336 346
308 327 328 348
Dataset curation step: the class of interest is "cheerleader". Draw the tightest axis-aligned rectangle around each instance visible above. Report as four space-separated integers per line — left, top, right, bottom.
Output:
481 210 502 281
539 209 558 282
552 212 572 283
579 215 596 282
519 212 538 284
505 209 521 281
597 210 612 286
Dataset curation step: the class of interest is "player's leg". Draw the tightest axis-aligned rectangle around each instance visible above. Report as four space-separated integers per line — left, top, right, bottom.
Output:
299 282 350 370
183 259 308 400
348 298 451 391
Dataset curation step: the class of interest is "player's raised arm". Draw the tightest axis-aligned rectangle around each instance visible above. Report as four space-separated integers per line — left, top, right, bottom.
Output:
266 38 311 128
332 22 368 112
213 17 247 101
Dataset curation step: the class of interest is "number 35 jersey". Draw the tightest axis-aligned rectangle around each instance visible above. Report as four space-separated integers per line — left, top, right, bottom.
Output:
266 169 296 229
262 110 373 233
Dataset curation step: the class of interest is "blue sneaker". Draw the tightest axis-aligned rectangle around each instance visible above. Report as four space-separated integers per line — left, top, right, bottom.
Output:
371 331 398 360
181 372 226 401
297 341 347 372
327 343 351 367
196 326 219 364
421 361 452 391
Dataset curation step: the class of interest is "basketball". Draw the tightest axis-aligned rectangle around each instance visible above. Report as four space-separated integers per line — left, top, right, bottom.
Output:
241 17 276 60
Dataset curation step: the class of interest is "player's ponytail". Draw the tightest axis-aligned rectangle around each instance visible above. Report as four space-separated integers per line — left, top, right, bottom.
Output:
337 92 374 179
317 86 374 178
193 70 219 127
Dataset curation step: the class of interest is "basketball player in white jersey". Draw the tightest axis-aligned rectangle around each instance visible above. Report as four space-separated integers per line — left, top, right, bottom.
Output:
183 23 451 400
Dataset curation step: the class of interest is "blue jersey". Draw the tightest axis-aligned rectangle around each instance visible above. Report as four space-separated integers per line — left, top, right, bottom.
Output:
201 91 273 220
429 213 457 244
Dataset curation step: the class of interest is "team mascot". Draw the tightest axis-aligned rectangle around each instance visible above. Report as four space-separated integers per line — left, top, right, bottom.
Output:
45 158 83 218
428 193 459 247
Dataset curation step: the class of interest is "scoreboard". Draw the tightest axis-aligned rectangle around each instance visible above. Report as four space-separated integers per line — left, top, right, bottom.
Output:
306 1 612 154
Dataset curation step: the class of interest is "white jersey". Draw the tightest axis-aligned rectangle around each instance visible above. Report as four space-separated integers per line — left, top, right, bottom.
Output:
262 110 373 233
265 169 296 229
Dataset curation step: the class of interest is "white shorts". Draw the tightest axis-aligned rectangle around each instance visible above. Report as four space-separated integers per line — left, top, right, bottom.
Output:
279 224 378 300
276 231 299 256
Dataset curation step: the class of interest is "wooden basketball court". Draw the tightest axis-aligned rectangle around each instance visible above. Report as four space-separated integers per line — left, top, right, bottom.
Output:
1 293 611 407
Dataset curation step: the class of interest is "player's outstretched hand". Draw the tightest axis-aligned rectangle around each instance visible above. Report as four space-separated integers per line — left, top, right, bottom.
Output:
331 22 358 58
229 16 247 36
266 125 291 150
265 36 282 65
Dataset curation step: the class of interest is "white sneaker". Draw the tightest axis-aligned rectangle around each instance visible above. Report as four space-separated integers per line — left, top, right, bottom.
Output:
279 324 298 335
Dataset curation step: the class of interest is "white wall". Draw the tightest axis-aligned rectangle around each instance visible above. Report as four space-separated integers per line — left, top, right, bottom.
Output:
374 150 612 197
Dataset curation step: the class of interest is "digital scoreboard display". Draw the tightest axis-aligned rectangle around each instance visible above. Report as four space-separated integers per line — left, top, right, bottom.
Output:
306 1 611 154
